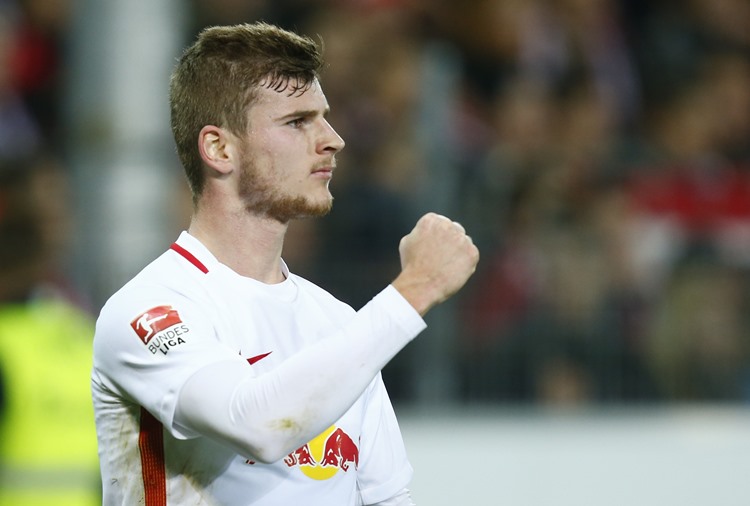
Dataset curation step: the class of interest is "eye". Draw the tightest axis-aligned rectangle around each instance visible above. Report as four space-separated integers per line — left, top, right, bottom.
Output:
287 117 306 129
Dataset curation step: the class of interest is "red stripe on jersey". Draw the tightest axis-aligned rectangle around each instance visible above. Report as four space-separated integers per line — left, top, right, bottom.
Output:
247 351 272 365
139 407 167 506
170 242 209 273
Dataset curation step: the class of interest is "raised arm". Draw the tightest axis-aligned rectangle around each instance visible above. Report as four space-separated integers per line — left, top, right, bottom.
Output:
174 213 479 463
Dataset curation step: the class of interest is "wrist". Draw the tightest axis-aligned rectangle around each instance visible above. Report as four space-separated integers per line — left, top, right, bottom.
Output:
391 272 439 316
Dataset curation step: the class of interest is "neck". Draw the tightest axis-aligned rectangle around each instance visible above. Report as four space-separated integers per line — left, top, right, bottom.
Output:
188 202 288 284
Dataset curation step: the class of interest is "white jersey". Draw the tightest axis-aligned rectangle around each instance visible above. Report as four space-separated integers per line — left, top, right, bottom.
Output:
91 231 424 505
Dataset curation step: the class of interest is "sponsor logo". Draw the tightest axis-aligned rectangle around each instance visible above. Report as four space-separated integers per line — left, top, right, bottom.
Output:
130 305 189 355
281 425 359 480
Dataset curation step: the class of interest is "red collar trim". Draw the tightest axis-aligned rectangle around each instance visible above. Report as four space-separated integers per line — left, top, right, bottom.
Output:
247 351 272 365
170 243 209 274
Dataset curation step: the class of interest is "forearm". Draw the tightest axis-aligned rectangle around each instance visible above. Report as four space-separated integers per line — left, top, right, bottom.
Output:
175 285 425 463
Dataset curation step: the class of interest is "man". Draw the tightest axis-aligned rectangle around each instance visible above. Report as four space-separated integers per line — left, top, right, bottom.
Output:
0 155 100 505
91 22 478 505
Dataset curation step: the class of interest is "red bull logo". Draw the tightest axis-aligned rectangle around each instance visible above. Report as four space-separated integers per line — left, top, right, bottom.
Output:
284 425 359 480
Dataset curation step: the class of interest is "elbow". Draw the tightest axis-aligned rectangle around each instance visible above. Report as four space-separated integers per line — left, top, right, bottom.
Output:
232 424 305 465
249 444 290 465
238 441 297 465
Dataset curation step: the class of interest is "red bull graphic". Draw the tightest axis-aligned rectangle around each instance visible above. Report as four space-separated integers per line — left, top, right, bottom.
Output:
284 444 316 467
321 428 359 471
284 425 359 480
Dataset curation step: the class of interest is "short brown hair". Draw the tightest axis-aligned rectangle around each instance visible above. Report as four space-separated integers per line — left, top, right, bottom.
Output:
169 22 323 202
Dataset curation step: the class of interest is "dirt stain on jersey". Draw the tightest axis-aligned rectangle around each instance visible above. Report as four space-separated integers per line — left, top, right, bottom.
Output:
270 418 301 433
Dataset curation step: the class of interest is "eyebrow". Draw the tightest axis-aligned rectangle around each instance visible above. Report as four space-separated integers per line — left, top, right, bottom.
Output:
277 107 331 122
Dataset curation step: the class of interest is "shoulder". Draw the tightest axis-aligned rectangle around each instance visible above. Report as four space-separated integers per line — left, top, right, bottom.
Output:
101 247 207 314
95 248 215 350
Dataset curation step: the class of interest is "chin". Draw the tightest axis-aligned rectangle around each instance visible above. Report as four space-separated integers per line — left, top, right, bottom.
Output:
302 198 333 219
264 195 332 223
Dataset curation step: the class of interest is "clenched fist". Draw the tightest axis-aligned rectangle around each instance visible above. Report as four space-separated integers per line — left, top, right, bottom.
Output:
392 213 479 315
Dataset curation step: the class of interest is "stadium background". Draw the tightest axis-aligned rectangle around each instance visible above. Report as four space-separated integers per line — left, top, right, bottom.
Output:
1 0 749 504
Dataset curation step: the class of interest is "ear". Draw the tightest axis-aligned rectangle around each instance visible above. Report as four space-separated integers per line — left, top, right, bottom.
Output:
198 125 238 175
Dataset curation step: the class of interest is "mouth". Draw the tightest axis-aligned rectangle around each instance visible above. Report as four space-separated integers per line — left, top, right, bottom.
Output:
311 164 335 179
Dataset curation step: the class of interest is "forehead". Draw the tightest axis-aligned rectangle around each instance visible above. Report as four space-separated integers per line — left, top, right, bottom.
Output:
250 78 329 116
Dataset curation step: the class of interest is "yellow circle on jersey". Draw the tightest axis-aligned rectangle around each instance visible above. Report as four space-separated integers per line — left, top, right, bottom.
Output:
299 425 339 480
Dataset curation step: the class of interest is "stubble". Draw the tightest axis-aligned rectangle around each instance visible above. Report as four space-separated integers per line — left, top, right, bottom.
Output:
237 155 333 223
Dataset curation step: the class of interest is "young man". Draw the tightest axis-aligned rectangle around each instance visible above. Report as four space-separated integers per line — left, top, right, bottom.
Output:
91 22 478 505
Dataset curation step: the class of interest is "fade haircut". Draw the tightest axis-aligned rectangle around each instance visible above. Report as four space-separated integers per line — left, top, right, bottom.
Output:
169 22 323 202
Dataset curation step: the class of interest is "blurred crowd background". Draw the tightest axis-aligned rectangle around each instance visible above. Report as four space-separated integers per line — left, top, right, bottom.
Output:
2 0 750 418
1 0 749 501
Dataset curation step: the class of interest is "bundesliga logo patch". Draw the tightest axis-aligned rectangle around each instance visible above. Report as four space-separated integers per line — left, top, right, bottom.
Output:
131 305 190 355
131 305 181 344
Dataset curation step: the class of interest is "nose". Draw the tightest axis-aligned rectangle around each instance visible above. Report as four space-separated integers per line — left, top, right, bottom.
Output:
318 119 345 154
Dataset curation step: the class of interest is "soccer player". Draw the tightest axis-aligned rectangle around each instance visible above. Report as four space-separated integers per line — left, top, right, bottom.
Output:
91 22 478 505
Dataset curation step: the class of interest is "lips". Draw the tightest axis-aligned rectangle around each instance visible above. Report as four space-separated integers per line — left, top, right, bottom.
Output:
311 165 334 178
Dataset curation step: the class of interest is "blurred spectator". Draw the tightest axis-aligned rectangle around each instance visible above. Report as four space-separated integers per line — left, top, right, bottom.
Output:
0 7 41 160
645 251 750 400
9 0 71 146
0 154 99 505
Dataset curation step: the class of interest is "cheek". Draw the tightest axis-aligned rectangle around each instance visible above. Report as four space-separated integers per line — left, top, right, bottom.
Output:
247 130 310 183
256 147 301 186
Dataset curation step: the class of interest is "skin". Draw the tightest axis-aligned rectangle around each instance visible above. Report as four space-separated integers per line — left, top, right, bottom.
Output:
188 77 478 314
